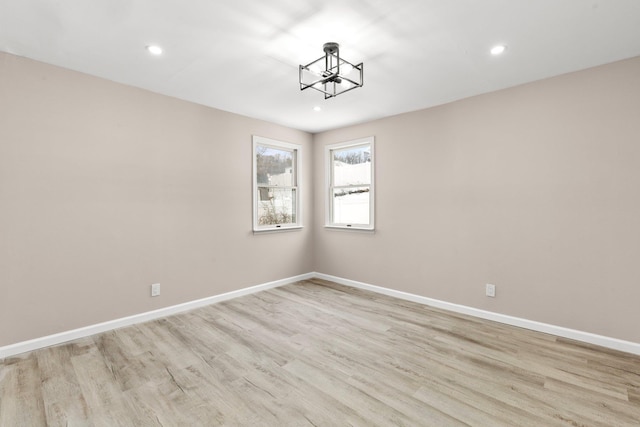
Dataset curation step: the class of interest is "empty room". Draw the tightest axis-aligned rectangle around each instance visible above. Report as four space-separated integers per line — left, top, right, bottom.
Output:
1 1 640 425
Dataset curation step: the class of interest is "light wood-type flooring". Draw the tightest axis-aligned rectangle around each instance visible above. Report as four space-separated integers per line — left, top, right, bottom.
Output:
1 279 639 426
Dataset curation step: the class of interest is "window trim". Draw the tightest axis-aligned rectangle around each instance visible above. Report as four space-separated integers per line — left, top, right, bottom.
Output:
325 136 375 231
252 135 303 232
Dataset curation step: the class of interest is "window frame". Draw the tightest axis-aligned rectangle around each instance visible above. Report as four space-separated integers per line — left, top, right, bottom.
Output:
252 135 303 232
325 136 375 230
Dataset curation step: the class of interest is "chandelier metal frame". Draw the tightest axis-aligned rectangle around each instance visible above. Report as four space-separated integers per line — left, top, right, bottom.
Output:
299 42 364 99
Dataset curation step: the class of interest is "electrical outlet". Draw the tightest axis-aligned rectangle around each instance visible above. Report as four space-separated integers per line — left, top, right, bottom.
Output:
486 283 496 298
151 283 161 297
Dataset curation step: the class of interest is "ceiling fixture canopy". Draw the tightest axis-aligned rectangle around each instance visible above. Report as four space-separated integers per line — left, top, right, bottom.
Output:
299 42 363 99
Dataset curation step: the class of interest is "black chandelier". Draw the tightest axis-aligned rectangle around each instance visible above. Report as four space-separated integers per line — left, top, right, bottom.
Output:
299 42 363 99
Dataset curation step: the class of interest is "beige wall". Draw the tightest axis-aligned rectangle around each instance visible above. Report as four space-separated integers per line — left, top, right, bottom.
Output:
2 50 640 349
313 56 640 343
0 52 313 347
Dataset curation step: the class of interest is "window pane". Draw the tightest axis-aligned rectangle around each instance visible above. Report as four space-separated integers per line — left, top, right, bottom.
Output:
332 145 371 186
257 188 297 225
256 146 294 186
332 187 370 225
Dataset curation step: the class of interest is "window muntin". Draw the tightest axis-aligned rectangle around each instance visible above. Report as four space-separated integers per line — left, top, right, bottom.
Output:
326 137 374 230
253 136 301 231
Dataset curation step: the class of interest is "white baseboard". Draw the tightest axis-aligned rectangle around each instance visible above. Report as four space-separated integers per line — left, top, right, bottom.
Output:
3 271 639 359
0 273 314 359
313 272 640 356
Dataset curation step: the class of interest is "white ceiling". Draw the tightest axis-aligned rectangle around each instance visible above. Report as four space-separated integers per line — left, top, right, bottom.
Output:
1 1 640 133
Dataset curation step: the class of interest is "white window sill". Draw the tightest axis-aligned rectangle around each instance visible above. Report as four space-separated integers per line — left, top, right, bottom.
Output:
324 225 375 232
253 225 303 234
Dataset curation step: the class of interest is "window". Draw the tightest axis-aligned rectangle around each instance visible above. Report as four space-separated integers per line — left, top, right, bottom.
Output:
253 136 302 231
326 137 374 230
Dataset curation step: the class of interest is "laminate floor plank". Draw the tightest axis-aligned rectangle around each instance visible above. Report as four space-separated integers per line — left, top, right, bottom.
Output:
36 345 93 427
1 279 639 426
0 355 47 426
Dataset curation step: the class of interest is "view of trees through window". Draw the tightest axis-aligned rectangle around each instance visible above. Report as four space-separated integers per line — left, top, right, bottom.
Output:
255 145 296 226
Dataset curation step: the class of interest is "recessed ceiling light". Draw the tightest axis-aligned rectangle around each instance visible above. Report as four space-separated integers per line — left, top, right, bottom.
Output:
146 45 163 55
313 106 322 112
490 45 507 55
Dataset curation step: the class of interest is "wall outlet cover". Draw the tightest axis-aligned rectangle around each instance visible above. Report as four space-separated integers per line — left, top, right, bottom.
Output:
486 283 496 298
151 283 161 297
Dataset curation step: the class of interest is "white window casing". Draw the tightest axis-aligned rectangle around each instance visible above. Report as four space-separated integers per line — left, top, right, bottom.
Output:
253 136 302 232
325 137 374 230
